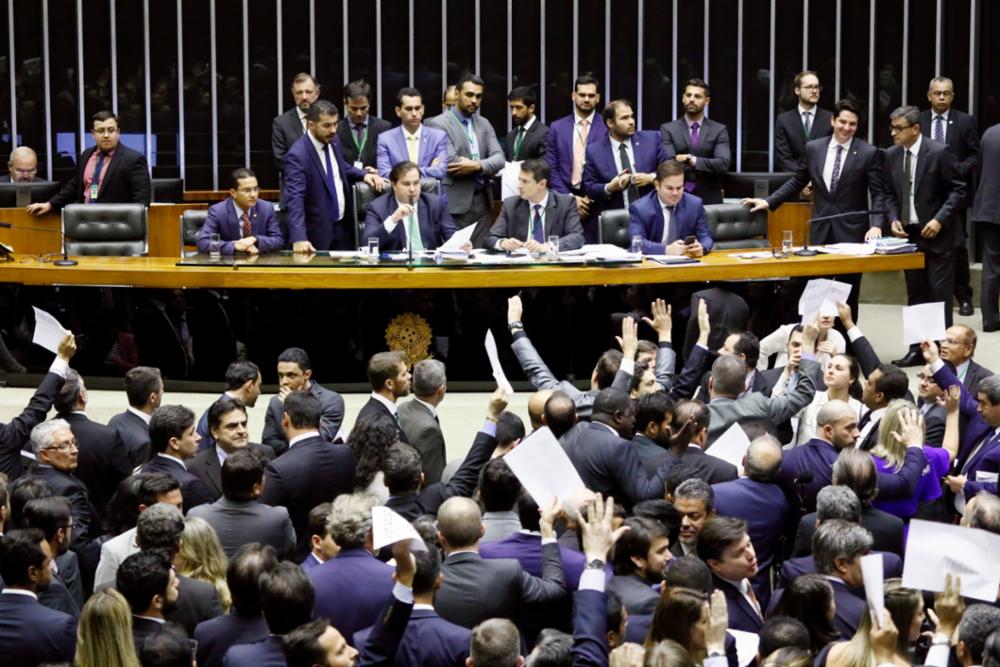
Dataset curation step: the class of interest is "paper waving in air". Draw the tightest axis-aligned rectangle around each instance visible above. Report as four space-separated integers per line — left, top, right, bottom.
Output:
902 519 1000 601
798 279 852 323
901 302 947 347
503 427 588 511
705 422 751 473
484 329 514 395
371 506 428 552
861 553 885 627
32 306 69 354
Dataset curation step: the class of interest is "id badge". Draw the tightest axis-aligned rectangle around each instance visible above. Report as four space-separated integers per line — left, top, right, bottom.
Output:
89 184 99 200
353 161 364 170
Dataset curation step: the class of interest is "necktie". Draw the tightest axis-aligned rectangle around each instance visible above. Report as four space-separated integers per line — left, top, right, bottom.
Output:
661 206 675 244
830 145 844 192
354 123 366 147
513 127 526 160
324 145 340 220
89 152 107 203
900 149 912 225
532 204 545 243
571 118 590 186
745 582 763 619
406 134 419 163
240 210 251 238
934 116 945 143
961 430 1000 474
684 123 701 193
858 410 872 431
618 142 640 205
690 121 700 150
803 111 812 137
407 208 424 252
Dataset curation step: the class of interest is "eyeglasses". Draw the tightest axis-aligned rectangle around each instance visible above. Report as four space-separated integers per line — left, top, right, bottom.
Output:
800 84 822 91
44 439 78 452
890 124 914 134
11 168 37 176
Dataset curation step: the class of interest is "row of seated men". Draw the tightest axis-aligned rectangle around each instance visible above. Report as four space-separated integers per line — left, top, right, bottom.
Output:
1 277 999 666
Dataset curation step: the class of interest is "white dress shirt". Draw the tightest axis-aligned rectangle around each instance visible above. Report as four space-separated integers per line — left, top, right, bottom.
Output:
902 135 922 225
822 137 852 191
307 131 346 222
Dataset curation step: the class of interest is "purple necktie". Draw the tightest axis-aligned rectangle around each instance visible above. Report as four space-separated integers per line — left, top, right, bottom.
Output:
690 121 700 150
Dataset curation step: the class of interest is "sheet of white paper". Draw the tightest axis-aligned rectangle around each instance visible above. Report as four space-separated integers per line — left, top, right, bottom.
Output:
816 243 877 256
861 553 885 627
484 330 514 395
902 302 947 346
727 630 760 667
371 506 428 551
500 161 522 200
798 279 852 322
902 519 1000 601
706 422 751 472
440 222 477 251
503 427 588 510
32 306 69 354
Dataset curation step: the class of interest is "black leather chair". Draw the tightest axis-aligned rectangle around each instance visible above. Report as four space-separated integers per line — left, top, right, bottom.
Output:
62 203 147 256
721 172 794 199
704 204 769 250
179 209 209 255
152 178 184 203
352 178 441 248
598 209 631 249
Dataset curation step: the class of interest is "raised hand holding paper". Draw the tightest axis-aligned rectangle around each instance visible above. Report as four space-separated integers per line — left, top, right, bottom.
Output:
503 426 588 511
901 519 1000 601
902 303 946 346
32 306 69 354
799 279 852 323
484 329 514 394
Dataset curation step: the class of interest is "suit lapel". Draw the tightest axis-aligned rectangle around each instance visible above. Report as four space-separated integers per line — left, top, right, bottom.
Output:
306 140 337 199
913 140 930 193
100 148 124 197
543 194 558 236
418 128 431 164
810 139 833 198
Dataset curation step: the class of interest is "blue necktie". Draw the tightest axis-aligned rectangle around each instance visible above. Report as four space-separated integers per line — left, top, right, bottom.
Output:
324 145 340 221
532 204 545 243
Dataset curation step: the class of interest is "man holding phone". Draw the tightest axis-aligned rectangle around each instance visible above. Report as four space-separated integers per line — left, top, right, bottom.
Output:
628 160 713 256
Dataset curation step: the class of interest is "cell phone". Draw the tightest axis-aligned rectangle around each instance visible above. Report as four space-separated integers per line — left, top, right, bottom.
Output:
683 235 697 245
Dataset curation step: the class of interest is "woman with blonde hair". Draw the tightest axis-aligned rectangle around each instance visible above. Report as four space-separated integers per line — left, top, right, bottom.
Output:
177 516 232 612
74 588 140 667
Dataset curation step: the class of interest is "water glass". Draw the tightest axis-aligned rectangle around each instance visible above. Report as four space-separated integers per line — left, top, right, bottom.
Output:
367 237 379 264
630 235 644 255
548 235 560 260
782 230 793 254
208 234 221 260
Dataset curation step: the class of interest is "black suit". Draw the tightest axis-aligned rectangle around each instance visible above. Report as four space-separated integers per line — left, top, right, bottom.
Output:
48 143 151 210
59 412 132 517
354 397 410 444
141 455 215 513
0 592 77 664
107 410 153 469
337 116 392 169
792 506 905 557
504 119 549 161
194 613 269 667
484 192 585 251
131 615 165 657
659 117 731 203
33 465 101 545
774 107 833 172
0 371 64 480
271 107 307 170
972 124 1000 327
167 574 224 637
186 443 275 501
666 445 739 485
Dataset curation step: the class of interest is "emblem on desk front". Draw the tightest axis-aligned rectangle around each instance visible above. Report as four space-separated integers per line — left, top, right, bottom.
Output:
385 313 433 366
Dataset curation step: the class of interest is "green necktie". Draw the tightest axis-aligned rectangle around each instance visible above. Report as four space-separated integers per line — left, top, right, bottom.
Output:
408 213 424 253
900 149 912 225
513 127 526 160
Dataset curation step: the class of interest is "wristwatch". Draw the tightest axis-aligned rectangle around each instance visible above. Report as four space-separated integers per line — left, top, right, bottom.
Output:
508 321 524 332
585 558 605 571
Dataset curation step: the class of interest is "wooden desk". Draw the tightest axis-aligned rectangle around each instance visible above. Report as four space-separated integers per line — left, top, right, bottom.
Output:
768 202 813 246
0 250 923 290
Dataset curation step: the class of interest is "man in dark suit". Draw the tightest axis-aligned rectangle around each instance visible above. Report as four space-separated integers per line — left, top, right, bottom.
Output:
974 122 1000 331
3 145 45 182
485 158 585 251
141 405 214 512
193 543 277 667
108 365 162 469
939 324 994 392
116 549 181 657
362 161 460 251
196 360 263 452
628 159 714 256
54 369 132 516
699 517 764 634
791 483 904 559
774 71 833 172
0 529 78 664
282 99 383 252
630 392 676 476
582 99 668 242
187 397 274 502
857 362 910 453
883 105 967 366
27 110 150 216
608 517 671 615
809 520 870 638
196 168 284 255
272 72 320 171
667 400 738 485
262 347 345 455
21 497 84 616
921 76 981 316
917 363 949 446
505 85 548 161
545 74 607 221
354 351 412 444
376 87 449 180
338 79 392 171
660 79 731 204
260 392 356 561
397 359 449 484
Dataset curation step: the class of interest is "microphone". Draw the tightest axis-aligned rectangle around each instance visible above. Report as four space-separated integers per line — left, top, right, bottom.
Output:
406 195 416 268
0 221 77 266
796 209 886 257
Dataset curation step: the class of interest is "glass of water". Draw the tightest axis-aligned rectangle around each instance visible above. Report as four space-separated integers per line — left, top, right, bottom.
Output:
782 230 793 254
547 235 560 260
367 237 379 264
630 235 644 255
208 234 221 260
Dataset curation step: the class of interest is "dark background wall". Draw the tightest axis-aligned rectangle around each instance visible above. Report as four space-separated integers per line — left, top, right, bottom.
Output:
1 0 993 191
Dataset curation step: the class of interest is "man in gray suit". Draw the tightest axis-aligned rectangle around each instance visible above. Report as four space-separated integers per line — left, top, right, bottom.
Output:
425 72 506 246
397 359 448 484
187 397 275 501
261 347 345 454
659 79 731 204
188 448 296 559
271 73 320 171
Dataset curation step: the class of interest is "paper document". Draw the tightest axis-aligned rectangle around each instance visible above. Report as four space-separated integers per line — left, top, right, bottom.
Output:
902 519 1000 601
500 161 522 200
503 427 588 510
861 553 885 627
440 223 477 251
798 279 852 322
705 422 751 473
32 306 69 354
902 302 946 346
371 506 428 551
484 330 514 394
727 630 760 667
816 243 877 256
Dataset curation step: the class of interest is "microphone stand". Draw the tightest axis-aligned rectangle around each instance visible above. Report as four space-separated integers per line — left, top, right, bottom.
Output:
406 195 415 271
0 221 77 266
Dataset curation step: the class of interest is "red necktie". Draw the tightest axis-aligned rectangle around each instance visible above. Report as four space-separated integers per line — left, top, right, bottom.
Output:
241 211 251 238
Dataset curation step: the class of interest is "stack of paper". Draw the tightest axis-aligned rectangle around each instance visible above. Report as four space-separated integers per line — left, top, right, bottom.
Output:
870 238 916 254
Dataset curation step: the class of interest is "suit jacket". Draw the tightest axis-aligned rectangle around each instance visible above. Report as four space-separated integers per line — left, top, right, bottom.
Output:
479 531 588 591
362 191 458 251
197 198 284 254
545 112 609 194
272 107 306 170
829 578 866 639
630 433 673 477
767 136 886 244
484 191 585 250
355 397 410 444
919 108 980 193
712 575 764 634
107 409 152 468
188 496 296 559
94 526 139 590
434 544 567 629
58 411 132 516
356 595 416 667
608 573 659 615
882 138 966 252
48 143 151 209
660 117 731 204
186 443 275 501
33 464 101 543
0 592 76 664
628 190 714 254
425 110 506 215
953 359 994 393
195 392 230 452
141 455 215 513
793 506 906 558
0 371 64 480
337 115 392 169
131 615 164 657
310 548 395 646
780 550 903 588
666 445 738 485
971 124 1000 224
261 381 346 455
505 119 549 161
167 573 224 636
353 607 471 667
259 435 356 560
774 107 834 172
37 569 80 618
222 634 286 667
376 124 450 180
397 399 446 484
282 133 367 250
194 613 269 667
921 400 949 447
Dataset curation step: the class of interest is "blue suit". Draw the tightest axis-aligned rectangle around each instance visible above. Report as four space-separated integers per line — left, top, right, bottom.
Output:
628 190 714 254
353 608 471 667
194 614 268 667
300 552 324 572
376 125 449 180
222 634 285 667
282 133 366 250
480 531 588 590
545 113 609 194
362 191 458 251
308 548 395 647
712 575 764 634
195 392 229 451
0 592 77 665
141 454 215 513
197 198 285 254
769 578 865 640
779 551 902 588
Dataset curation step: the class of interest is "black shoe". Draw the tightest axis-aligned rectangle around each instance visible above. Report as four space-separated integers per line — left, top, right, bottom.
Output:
891 350 924 367
984 322 1000 333
958 301 974 316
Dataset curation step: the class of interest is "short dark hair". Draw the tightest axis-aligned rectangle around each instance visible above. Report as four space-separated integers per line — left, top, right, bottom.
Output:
221 448 268 501
0 528 47 586
139 623 192 667
606 589 625 636
478 458 522 513
675 478 716 512
207 396 247 433
92 110 119 126
520 158 550 184
633 499 681 545
382 443 423 495
225 360 260 391
611 516 667 576
874 364 909 402
834 98 861 120
508 85 537 107
137 473 181 509
367 351 405 391
307 99 339 123
732 331 761 368
656 160 686 181
395 86 423 107
389 160 420 183
516 493 542 532
495 411 525 446
282 391 322 429
592 387 632 419
760 616 812 657
277 347 311 372
136 503 185 552
595 349 624 389
832 448 878 504
456 72 485 91
21 496 72 542
684 78 710 96
696 516 747 563
602 99 633 124
343 79 372 101
531 629 573 666
124 366 162 408
230 167 256 190
282 619 330 667
9 476 53 527
307 502 333 541
959 606 1000 665
412 546 441 596
260 562 316 634
116 550 172 613
54 369 84 414
574 73 599 92
664 554 713 593
228 543 279 617
636 392 675 432
149 405 196 454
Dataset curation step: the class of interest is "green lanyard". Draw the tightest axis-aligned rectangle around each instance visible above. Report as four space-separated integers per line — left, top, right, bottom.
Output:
351 125 369 155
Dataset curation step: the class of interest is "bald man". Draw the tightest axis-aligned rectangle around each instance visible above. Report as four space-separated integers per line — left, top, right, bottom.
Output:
527 389 556 431
433 496 567 630
3 147 45 183
938 324 994 392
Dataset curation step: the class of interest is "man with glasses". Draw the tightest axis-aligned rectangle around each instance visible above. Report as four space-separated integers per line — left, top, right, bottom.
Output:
27 110 150 216
1 146 45 183
774 71 833 173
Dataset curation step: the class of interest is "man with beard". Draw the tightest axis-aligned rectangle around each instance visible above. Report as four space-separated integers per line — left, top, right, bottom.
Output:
116 550 181 655
660 79 731 204
774 71 833 173
545 73 607 220
504 85 548 161
354 351 413 444
262 347 346 454
272 73 320 171
608 517 672 615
